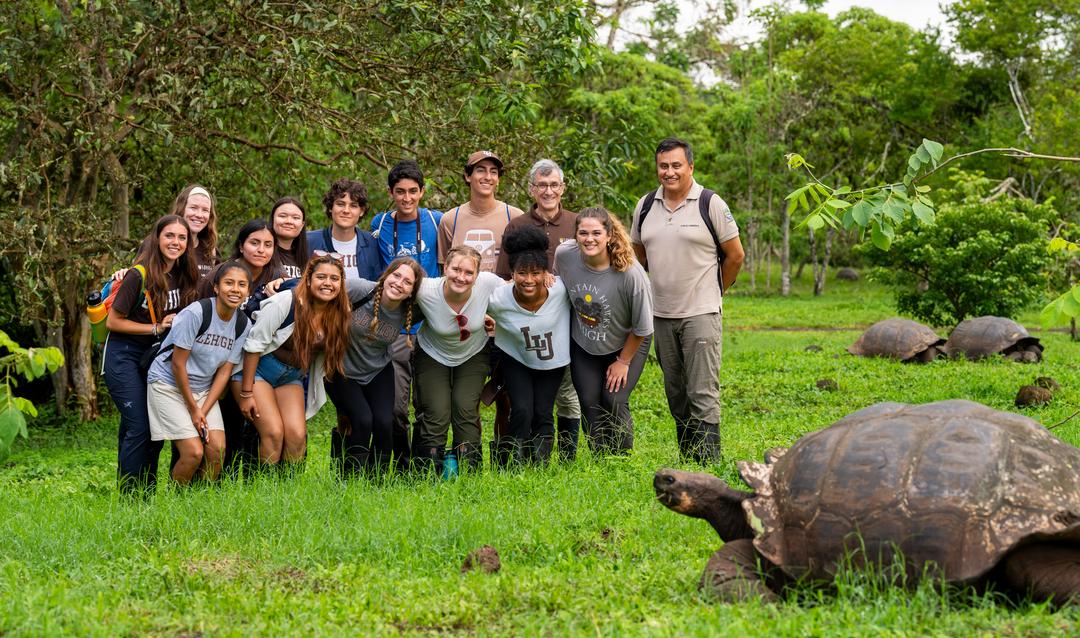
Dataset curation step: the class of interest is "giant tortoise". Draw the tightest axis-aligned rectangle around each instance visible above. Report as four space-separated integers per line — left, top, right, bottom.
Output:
654 400 1080 604
847 318 945 363
944 316 1043 363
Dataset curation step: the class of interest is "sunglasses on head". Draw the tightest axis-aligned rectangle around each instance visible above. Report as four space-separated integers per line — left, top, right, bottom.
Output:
455 314 470 341
313 249 344 262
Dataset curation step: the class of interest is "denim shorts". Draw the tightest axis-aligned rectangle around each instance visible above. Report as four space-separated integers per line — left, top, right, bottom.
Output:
231 352 305 388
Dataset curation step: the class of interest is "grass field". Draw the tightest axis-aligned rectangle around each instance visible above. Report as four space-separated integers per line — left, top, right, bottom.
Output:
2 271 1078 636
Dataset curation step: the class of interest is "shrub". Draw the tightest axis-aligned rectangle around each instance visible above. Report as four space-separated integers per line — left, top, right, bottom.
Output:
863 197 1051 326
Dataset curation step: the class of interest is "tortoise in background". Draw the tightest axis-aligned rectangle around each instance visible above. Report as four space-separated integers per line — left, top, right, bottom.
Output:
847 318 945 363
654 400 1080 605
944 316 1043 363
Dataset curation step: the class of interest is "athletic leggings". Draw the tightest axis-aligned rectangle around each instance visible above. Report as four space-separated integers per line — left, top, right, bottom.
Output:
568 336 651 454
325 364 396 472
104 335 162 492
499 349 566 447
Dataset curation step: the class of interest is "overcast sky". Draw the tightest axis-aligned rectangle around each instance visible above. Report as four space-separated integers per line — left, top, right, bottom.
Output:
614 1 952 46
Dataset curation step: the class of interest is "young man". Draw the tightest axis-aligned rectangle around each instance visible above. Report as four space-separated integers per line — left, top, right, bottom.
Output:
437 150 524 273
307 178 381 281
495 159 582 461
437 150 525 467
630 138 745 464
370 160 443 466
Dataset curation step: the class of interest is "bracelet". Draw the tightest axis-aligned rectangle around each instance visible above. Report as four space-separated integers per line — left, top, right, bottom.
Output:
151 323 159 337
615 356 632 365
239 391 254 399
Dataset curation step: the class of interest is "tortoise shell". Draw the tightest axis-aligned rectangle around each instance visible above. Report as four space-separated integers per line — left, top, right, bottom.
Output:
847 318 945 362
944 316 1043 360
739 400 1080 583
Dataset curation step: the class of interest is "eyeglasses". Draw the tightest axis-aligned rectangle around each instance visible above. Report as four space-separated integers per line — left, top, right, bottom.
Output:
313 250 344 262
531 182 564 192
455 314 471 341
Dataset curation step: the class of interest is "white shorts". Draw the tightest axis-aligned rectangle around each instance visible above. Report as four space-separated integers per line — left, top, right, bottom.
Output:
147 382 225 441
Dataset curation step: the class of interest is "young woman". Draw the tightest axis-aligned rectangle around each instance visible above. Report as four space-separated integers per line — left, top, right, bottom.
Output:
554 207 653 455
270 196 309 279
104 215 200 492
326 257 424 476
413 245 503 472
233 254 350 468
487 226 570 466
170 184 220 277
146 261 252 484
199 219 283 300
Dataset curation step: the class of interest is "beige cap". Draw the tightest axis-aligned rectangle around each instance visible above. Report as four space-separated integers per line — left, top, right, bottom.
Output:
466 150 503 171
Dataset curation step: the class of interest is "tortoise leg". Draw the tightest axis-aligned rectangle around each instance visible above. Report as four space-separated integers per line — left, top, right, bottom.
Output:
1002 543 1080 606
699 539 779 603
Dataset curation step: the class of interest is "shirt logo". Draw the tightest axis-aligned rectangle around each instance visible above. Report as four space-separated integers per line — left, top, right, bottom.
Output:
521 326 554 361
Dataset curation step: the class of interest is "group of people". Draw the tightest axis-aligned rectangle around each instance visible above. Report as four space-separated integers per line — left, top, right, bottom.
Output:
99 138 744 491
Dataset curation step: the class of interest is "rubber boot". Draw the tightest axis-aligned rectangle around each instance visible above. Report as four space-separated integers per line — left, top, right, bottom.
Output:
556 417 580 462
493 438 518 470
330 427 346 476
455 441 482 474
691 422 721 465
412 446 442 477
675 419 692 460
529 434 554 466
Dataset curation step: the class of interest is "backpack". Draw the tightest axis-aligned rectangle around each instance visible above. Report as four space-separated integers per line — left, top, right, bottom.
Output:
241 277 300 325
636 188 727 291
89 264 148 345
142 300 249 373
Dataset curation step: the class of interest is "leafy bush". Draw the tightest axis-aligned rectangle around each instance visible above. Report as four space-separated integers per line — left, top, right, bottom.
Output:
0 330 63 463
863 198 1051 326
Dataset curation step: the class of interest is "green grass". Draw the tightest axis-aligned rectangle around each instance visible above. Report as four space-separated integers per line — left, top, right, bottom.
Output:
2 275 1079 636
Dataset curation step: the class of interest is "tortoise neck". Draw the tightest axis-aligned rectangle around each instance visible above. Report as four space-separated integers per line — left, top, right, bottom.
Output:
700 485 756 542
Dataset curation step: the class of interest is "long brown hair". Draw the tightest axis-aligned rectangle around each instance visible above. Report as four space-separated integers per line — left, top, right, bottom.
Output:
292 255 351 379
369 257 425 347
134 215 200 314
170 184 219 267
576 206 635 272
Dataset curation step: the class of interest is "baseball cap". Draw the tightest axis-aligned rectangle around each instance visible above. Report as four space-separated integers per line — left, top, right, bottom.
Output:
466 150 504 171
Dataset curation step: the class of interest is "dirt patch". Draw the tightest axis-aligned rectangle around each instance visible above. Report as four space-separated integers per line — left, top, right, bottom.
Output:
461 545 500 574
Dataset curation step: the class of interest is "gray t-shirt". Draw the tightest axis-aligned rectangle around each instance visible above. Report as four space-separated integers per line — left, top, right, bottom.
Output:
554 242 654 356
147 298 250 392
342 279 410 384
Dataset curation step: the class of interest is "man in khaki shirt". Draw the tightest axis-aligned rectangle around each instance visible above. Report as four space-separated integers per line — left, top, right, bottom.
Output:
630 137 744 464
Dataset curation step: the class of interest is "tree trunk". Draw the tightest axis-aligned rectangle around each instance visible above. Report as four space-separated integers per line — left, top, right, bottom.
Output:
766 241 773 291
746 216 758 292
808 228 819 294
103 151 130 239
814 228 833 296
780 210 791 296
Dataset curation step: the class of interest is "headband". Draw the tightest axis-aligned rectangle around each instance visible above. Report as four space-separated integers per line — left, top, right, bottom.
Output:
188 186 212 202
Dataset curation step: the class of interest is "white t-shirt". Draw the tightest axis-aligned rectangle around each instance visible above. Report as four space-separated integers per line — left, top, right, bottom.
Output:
415 272 503 366
487 278 570 370
332 235 360 281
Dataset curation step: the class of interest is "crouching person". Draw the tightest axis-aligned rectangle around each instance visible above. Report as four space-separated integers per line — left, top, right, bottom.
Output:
147 261 252 483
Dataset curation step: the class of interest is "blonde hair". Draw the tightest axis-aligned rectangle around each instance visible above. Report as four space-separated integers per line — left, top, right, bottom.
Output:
576 206 635 272
445 245 482 272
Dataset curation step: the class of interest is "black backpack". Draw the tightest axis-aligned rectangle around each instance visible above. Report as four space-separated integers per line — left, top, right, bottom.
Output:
142 298 249 373
636 188 727 291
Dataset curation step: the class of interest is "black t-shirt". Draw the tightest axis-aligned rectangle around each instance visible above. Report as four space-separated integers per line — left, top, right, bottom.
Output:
278 251 302 279
112 267 183 346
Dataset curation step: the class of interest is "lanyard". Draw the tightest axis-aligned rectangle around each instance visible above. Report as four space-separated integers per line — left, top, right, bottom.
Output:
392 211 423 256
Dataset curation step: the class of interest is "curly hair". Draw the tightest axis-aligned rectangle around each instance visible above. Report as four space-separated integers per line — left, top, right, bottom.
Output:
292 255 351 379
575 207 635 272
369 257 425 347
169 184 219 269
321 178 368 220
502 224 550 273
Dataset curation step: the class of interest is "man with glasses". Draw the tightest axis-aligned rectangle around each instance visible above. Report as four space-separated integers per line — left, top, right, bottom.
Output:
496 159 582 461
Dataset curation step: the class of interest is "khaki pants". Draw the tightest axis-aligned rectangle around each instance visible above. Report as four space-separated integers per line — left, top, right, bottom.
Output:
653 313 722 425
554 367 580 419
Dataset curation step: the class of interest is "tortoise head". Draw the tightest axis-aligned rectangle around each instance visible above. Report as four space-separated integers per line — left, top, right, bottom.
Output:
654 468 756 542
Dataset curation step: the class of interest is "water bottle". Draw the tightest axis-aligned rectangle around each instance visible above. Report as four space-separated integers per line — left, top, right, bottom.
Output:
441 450 459 480
86 290 109 344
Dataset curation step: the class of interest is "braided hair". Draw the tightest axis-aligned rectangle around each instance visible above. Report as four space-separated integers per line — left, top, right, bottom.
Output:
368 257 425 347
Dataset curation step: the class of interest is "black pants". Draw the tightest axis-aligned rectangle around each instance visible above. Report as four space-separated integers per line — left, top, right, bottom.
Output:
326 364 396 473
103 336 162 492
568 336 651 454
500 350 565 451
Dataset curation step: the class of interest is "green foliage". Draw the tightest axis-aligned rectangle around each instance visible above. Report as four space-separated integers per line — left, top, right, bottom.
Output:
862 197 1052 326
1041 236 1080 327
0 330 63 463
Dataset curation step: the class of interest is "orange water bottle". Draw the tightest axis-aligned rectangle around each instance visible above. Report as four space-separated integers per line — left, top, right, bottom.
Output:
86 291 108 344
